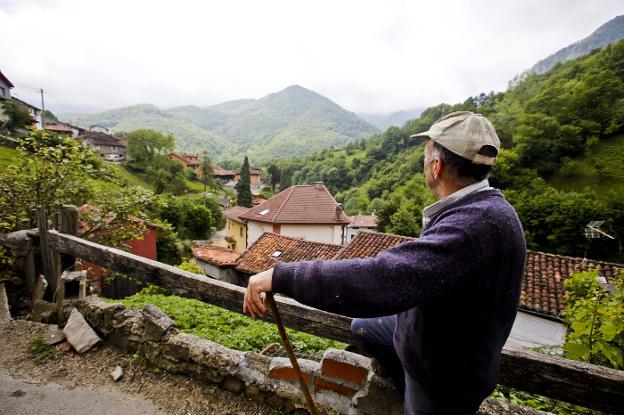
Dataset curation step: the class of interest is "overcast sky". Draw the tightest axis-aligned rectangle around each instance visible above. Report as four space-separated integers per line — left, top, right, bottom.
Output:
1 0 622 114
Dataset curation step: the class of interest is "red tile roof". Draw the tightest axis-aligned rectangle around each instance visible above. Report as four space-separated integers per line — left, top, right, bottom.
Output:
45 123 73 133
336 231 412 260
193 245 240 267
348 215 378 228
236 233 343 274
238 184 350 225
223 206 251 223
521 250 623 319
170 152 200 167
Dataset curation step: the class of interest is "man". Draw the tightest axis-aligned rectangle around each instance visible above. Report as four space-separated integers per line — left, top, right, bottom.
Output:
243 111 526 414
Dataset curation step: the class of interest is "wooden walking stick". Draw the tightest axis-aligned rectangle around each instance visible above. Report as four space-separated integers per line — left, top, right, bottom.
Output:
266 292 319 415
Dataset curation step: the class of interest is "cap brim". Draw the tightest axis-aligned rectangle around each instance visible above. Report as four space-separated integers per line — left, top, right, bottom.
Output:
409 131 430 141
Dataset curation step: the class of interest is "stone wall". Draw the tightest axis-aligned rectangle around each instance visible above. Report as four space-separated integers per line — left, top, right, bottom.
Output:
75 295 546 415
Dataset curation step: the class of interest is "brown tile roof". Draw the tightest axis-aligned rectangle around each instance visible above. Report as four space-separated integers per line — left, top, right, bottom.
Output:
348 215 378 228
212 165 236 176
45 123 73 133
236 233 343 274
170 152 200 167
336 231 413 260
193 245 240 267
521 250 623 319
238 184 350 225
223 206 251 223
79 132 125 147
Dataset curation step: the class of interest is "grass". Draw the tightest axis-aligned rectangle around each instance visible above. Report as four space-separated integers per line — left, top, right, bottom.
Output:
0 145 19 167
105 290 346 357
27 335 63 364
550 134 624 201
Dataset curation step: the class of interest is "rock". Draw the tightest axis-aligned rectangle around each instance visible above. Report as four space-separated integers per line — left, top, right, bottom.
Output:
244 384 264 403
221 376 244 394
142 304 175 342
111 366 123 382
44 327 65 345
0 283 11 323
62 308 101 353
57 341 72 353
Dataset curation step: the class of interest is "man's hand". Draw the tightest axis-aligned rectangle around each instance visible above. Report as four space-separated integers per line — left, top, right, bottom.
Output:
243 268 274 319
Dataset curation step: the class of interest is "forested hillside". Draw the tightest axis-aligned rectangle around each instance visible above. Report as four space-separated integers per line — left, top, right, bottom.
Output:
272 40 624 262
62 86 379 163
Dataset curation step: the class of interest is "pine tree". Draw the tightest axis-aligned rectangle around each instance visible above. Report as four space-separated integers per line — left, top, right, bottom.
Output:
236 156 253 207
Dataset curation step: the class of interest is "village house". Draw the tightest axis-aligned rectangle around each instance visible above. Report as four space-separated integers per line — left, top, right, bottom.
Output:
211 164 263 186
44 122 85 138
0 70 42 130
238 183 350 247
76 205 160 298
222 206 251 253
344 214 378 243
78 131 127 160
0 70 13 101
192 245 240 284
169 152 202 177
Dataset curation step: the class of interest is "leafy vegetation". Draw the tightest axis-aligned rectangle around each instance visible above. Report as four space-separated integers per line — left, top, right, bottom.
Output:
111 291 346 357
563 269 623 369
1 100 33 134
27 335 63 364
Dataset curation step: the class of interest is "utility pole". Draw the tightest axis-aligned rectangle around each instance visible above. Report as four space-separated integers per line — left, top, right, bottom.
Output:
40 88 45 129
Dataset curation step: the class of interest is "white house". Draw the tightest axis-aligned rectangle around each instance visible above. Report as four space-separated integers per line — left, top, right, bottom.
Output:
238 183 350 247
344 214 378 244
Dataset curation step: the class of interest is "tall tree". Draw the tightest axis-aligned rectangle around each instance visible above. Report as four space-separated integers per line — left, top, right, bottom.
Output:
267 164 281 191
201 150 214 193
236 156 253 207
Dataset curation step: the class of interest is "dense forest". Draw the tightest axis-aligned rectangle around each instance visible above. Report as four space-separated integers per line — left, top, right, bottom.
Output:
269 40 624 262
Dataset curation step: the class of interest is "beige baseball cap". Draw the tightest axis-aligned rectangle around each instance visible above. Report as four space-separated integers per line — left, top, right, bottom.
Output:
410 111 500 165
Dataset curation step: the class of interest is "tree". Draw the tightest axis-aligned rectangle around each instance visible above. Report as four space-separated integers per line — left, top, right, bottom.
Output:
236 156 253 207
267 164 281 191
1 100 33 134
126 129 174 165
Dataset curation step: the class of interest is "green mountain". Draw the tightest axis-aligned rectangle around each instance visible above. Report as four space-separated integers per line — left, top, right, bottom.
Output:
531 15 624 74
62 86 379 162
274 39 624 262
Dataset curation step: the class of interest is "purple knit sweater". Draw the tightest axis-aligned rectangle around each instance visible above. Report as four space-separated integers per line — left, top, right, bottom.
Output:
273 189 526 409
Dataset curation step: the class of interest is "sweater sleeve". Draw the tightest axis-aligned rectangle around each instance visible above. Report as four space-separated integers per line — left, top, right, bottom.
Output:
272 218 482 318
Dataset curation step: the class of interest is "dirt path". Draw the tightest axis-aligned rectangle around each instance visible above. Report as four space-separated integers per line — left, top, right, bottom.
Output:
0 319 281 415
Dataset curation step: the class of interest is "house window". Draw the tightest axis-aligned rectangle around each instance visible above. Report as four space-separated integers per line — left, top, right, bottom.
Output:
0 86 5 97
239 227 243 237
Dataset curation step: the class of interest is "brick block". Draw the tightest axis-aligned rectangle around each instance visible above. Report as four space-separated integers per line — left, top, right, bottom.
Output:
320 348 371 387
268 357 317 385
314 377 358 397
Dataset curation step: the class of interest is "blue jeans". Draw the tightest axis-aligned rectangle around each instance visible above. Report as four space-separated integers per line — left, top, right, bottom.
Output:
351 316 476 415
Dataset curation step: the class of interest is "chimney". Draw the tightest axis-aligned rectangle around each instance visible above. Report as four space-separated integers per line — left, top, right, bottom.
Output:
313 181 324 190
335 203 343 220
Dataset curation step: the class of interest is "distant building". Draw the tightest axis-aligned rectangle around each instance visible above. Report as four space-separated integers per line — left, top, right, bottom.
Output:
0 70 13 101
192 245 240 284
45 122 85 138
239 183 350 247
169 152 202 177
11 97 42 130
79 131 126 160
222 206 251 253
90 125 111 134
211 164 262 186
344 214 378 243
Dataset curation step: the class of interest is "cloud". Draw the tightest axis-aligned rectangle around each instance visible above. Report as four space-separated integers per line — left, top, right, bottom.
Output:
1 0 622 114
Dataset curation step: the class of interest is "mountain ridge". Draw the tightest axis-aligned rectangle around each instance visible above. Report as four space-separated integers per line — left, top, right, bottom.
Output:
61 85 379 162
531 15 624 74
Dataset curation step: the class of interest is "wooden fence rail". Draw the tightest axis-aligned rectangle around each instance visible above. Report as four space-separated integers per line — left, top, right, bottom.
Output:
2 229 623 413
